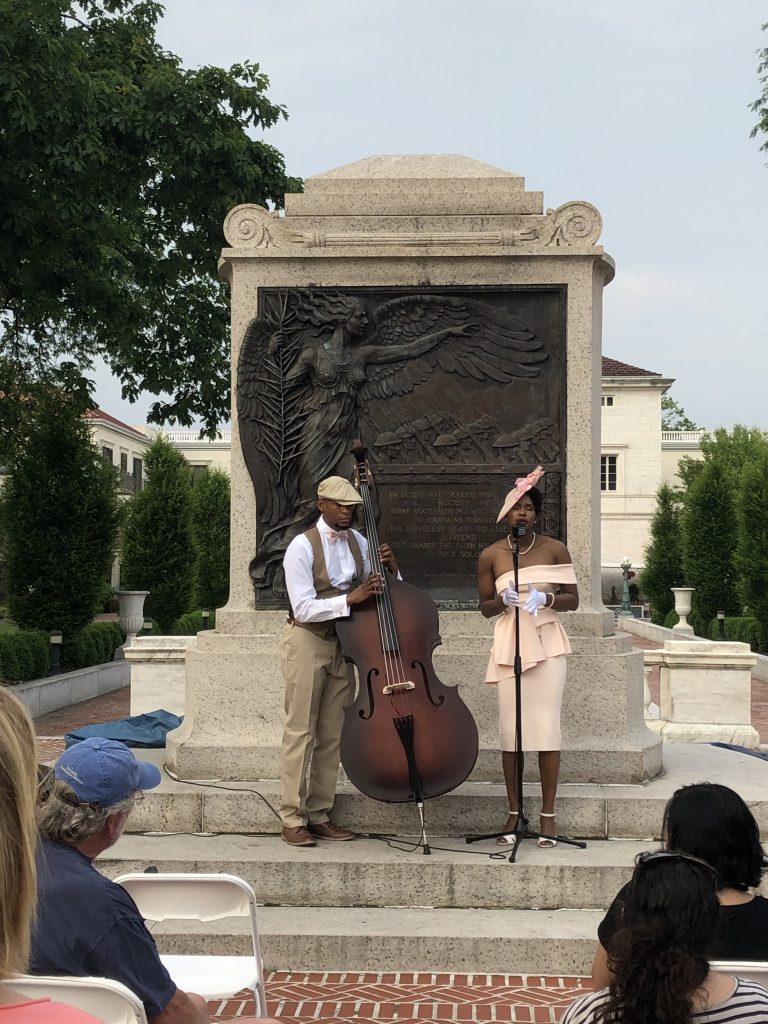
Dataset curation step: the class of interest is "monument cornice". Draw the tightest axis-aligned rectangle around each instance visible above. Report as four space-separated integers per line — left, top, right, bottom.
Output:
221 200 605 259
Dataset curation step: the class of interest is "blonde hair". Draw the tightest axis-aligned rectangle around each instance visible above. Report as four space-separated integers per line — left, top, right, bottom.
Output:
0 688 39 979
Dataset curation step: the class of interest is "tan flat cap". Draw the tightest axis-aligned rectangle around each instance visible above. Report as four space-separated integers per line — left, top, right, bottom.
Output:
317 476 363 504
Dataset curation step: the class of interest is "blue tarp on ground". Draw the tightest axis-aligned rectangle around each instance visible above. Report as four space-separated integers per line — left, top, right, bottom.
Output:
64 709 182 748
710 742 768 762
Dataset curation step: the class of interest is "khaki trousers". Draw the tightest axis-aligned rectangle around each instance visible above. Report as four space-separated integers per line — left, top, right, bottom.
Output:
278 622 354 828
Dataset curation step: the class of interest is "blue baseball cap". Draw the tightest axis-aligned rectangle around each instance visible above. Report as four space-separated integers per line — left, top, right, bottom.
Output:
55 738 161 806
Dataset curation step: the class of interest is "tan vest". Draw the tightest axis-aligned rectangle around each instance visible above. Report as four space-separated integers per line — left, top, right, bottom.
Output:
289 526 364 638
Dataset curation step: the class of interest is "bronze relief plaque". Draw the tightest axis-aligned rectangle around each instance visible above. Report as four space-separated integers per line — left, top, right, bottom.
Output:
237 285 566 606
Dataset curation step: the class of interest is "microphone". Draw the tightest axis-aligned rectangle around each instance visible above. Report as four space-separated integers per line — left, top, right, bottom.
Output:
511 523 527 539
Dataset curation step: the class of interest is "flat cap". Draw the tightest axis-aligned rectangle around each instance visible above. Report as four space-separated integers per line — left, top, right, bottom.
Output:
317 476 363 504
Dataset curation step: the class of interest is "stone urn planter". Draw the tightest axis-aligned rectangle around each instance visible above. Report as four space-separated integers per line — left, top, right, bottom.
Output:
116 590 150 642
671 586 695 634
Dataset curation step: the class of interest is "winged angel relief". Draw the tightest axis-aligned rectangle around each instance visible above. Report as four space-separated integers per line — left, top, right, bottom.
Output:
237 290 547 601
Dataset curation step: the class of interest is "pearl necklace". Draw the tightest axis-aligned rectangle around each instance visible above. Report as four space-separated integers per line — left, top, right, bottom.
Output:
507 531 536 556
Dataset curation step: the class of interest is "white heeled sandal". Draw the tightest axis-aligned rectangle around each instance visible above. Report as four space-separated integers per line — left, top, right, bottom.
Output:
538 812 557 848
497 809 519 846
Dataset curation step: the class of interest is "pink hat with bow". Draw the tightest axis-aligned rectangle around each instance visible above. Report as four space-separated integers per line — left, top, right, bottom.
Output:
496 466 545 523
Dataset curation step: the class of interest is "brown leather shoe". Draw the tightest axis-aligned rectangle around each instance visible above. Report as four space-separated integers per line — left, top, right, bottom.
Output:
307 821 357 841
281 825 316 847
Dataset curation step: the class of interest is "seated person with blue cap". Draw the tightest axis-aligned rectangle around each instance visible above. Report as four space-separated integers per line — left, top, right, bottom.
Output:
30 738 263 1024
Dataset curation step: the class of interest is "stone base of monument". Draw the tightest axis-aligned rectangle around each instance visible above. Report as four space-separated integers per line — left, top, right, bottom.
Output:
164 611 662 789
112 742 766 975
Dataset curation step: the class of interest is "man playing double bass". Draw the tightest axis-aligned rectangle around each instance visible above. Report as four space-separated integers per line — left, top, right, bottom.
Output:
279 475 400 847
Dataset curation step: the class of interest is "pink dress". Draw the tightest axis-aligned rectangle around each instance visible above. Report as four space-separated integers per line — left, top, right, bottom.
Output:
485 563 577 751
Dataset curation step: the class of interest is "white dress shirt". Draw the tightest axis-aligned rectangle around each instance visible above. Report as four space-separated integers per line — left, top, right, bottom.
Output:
283 517 372 624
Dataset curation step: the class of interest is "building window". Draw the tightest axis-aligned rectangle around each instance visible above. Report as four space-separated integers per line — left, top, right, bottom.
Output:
601 395 614 407
132 458 143 493
190 464 209 478
601 455 618 491
102 446 113 465
120 452 128 472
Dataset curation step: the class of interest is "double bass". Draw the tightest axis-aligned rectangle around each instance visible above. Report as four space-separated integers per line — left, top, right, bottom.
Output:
337 442 479 807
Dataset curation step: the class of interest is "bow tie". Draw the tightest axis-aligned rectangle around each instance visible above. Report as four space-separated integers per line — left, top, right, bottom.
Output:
328 530 349 542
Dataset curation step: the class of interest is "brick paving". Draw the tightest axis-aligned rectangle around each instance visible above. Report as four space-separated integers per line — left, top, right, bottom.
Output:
210 974 591 1022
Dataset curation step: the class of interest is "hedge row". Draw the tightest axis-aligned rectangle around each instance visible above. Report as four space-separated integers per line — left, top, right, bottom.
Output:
662 610 768 654
0 621 128 683
69 621 126 670
707 615 768 653
0 630 50 683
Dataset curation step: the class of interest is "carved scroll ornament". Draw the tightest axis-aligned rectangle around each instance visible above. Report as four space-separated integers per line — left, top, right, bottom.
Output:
223 202 602 252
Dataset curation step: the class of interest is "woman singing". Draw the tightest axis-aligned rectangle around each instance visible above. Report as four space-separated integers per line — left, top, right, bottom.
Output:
477 466 578 848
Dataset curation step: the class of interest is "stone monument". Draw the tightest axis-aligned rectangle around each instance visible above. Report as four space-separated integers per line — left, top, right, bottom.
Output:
166 155 662 788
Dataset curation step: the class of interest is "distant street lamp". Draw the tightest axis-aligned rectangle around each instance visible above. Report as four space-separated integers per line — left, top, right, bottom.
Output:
49 631 63 675
620 556 633 616
717 610 726 640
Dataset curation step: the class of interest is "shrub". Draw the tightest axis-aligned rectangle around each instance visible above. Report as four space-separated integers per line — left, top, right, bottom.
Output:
191 468 230 611
735 446 768 633
16 631 49 679
0 389 119 641
69 621 126 670
0 629 51 682
640 482 684 621
711 615 768 653
121 435 196 631
662 608 707 637
681 460 740 624
171 610 216 635
6 633 34 680
0 633 22 682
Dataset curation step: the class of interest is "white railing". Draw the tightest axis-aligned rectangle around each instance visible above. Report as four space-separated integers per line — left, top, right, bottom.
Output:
661 430 706 446
162 431 232 445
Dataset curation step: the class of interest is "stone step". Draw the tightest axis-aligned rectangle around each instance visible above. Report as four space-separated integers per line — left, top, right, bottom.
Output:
128 743 768 839
104 834 652 911
147 905 604 976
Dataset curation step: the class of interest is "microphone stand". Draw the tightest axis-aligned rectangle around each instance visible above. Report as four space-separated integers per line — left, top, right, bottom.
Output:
466 523 586 861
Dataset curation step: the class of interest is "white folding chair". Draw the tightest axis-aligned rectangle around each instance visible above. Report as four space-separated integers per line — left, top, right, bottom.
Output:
711 960 768 986
12 974 147 1024
114 872 267 1016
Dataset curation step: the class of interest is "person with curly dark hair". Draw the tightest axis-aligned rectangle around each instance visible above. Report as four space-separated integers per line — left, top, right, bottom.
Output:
562 851 768 1024
592 783 768 988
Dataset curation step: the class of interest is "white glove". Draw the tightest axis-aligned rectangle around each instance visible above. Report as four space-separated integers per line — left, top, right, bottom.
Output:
501 583 520 608
524 586 547 616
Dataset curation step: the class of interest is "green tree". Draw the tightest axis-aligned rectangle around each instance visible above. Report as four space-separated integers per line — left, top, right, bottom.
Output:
640 483 684 623
735 446 768 628
750 22 768 157
681 459 741 626
191 468 230 611
1 0 300 437
698 426 768 492
0 385 119 653
661 395 698 431
120 434 195 631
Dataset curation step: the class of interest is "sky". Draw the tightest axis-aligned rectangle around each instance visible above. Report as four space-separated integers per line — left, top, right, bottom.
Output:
95 0 768 431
